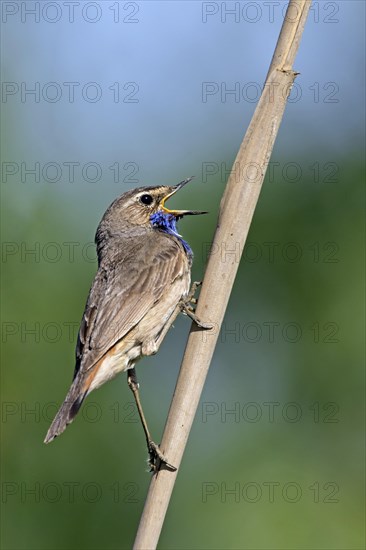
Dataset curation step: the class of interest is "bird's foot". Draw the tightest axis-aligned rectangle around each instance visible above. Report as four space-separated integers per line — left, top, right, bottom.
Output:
187 281 202 302
180 281 213 329
147 440 177 473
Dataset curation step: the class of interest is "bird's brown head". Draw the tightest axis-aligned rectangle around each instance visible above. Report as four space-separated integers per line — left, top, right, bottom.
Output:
95 178 207 258
102 177 205 228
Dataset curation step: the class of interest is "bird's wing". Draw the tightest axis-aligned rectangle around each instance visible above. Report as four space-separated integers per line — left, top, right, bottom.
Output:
74 234 187 379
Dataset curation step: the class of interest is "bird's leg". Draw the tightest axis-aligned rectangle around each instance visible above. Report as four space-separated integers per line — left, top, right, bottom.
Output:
127 367 176 473
180 281 213 329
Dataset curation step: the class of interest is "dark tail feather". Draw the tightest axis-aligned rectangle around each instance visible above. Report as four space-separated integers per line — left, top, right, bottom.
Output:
44 380 87 444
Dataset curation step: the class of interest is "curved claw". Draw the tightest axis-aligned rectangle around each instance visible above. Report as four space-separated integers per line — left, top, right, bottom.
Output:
194 319 214 330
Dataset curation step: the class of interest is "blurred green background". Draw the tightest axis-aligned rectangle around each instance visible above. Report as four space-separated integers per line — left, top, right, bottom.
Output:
1 1 365 549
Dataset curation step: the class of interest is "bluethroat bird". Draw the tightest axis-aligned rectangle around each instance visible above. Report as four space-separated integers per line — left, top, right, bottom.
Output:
44 178 210 471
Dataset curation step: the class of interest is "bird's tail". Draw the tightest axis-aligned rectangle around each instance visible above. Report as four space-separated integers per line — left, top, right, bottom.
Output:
44 378 87 444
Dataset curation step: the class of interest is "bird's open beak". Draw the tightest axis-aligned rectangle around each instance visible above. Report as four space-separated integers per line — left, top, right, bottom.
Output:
160 177 208 218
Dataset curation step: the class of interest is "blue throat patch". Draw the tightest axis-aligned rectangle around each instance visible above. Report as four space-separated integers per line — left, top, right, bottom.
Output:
150 211 193 257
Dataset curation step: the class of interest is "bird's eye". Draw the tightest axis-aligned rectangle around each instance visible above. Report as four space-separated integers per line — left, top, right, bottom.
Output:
140 194 153 206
